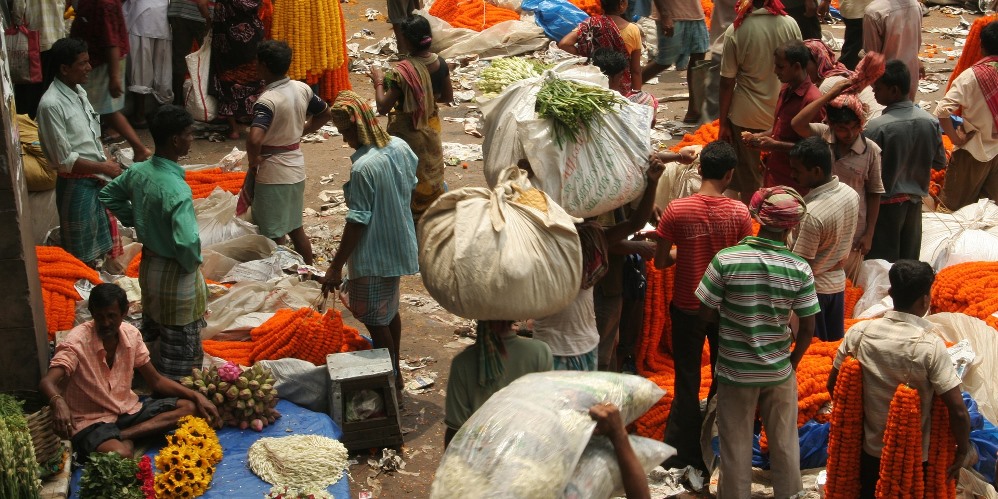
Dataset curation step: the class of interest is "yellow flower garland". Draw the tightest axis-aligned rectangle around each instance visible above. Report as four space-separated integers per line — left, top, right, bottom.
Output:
154 416 223 498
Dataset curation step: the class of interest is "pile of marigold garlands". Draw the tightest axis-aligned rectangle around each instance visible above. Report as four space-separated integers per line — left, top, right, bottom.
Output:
35 246 102 340
154 416 223 499
203 307 371 366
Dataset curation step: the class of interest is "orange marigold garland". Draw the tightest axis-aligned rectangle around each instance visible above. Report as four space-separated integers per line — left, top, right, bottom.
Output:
185 168 246 199
669 120 720 153
36 246 103 339
876 384 924 499
428 0 519 31
930 261 998 331
825 357 864 499
926 395 957 499
929 168 947 198
947 14 998 92
249 307 370 365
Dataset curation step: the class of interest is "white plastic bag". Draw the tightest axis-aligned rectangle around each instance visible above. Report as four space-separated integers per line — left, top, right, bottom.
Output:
418 166 582 320
418 10 546 59
430 371 666 499
853 259 892 319
655 146 703 209
483 68 653 218
184 32 217 122
920 200 998 272
927 313 998 425
564 436 675 499
202 277 321 339
481 63 605 189
194 189 259 247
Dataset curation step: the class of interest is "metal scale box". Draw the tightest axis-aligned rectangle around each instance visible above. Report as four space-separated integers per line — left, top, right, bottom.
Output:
326 348 403 450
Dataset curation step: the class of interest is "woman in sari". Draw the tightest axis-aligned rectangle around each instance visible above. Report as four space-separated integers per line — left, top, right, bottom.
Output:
371 15 453 220
209 0 264 140
557 0 643 94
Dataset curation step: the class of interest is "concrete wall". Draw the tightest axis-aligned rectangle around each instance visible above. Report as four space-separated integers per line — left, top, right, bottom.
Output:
0 33 49 392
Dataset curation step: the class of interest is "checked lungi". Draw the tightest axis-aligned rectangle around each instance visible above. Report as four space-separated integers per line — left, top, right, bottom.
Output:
139 251 208 379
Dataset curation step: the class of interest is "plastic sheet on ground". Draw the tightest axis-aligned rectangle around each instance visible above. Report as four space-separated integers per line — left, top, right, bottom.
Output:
194 189 259 248
202 277 322 339
221 247 306 283
418 10 548 59
927 312 998 425
256 358 331 413
68 400 349 498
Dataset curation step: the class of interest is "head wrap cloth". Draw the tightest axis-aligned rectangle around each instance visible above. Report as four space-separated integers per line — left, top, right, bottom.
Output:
330 90 390 149
749 186 807 230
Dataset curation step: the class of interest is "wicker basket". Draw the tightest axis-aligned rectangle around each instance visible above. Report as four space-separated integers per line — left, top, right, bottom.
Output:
26 406 62 466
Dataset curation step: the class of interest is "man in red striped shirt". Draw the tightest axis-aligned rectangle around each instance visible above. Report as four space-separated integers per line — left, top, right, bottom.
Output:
653 140 753 471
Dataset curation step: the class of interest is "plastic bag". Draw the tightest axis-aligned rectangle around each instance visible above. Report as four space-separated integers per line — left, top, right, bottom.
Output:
431 371 666 498
486 0 523 12
194 189 260 247
520 0 588 41
520 89 653 218
5 24 41 84
419 10 548 59
563 435 674 499
654 145 703 209
185 31 217 123
418 166 582 319
920 200 998 272
926 313 998 426
256 357 330 413
853 259 892 318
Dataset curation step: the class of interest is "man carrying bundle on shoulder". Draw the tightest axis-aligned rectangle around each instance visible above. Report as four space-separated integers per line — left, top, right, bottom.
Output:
827 260 971 498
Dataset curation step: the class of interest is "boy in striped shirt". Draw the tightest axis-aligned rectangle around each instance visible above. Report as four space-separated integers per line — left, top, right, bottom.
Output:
695 186 820 499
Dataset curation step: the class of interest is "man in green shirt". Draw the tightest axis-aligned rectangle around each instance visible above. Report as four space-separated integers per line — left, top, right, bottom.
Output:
99 105 207 380
694 186 819 499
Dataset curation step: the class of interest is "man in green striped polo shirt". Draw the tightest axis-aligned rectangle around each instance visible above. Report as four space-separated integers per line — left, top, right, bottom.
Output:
694 186 820 499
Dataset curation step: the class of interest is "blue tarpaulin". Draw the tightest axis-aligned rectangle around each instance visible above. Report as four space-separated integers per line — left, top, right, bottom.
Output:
69 400 350 498
521 0 588 41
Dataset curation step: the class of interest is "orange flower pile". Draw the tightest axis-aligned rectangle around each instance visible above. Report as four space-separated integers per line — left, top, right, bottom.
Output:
844 279 863 320
36 246 102 340
929 168 947 198
185 168 246 199
947 14 998 91
876 384 924 499
204 307 370 366
634 260 678 440
569 0 602 16
825 356 864 499
930 261 998 330
702 0 713 28
429 0 520 32
669 120 720 152
926 395 957 499
202 340 254 366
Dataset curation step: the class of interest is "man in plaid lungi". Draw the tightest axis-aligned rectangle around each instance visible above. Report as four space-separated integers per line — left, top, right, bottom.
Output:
100 106 207 380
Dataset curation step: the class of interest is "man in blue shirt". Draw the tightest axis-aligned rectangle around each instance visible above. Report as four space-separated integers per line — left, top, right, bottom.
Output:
322 91 419 391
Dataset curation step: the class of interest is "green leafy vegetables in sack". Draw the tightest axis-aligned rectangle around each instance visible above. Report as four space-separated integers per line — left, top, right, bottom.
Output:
478 57 549 94
0 394 40 499
535 76 626 148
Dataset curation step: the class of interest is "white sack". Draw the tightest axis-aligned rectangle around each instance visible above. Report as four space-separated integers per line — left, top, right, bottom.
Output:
194 189 259 247
184 31 217 122
418 166 582 319
927 312 998 425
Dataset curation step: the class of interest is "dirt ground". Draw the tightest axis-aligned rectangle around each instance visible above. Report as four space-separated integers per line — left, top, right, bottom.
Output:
125 3 975 497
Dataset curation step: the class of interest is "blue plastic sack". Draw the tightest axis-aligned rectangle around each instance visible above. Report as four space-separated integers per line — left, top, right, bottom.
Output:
966 392 998 484
521 0 588 41
716 420 830 470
